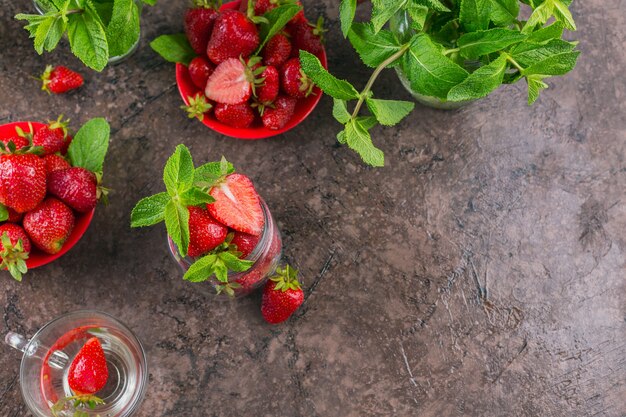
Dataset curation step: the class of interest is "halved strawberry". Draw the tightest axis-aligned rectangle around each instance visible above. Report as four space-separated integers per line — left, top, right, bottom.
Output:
208 174 265 236
68 337 109 395
205 58 258 104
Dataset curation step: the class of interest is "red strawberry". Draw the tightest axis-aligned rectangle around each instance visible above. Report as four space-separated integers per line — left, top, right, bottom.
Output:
231 231 261 259
0 136 29 151
263 33 292 67
205 58 258 104
33 118 69 155
0 223 31 281
288 1 306 26
23 198 75 254
0 153 46 213
47 167 97 213
6 207 23 223
184 1 219 55
188 56 215 89
68 337 109 395
261 95 297 130
281 57 313 98
43 154 71 174
187 206 228 257
290 17 326 55
40 65 83 94
214 102 256 128
208 173 264 236
206 10 260 65
261 265 303 324
256 65 279 104
240 0 278 15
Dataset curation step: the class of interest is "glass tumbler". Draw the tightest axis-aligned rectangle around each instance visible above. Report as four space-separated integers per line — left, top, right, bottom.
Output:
4 310 148 417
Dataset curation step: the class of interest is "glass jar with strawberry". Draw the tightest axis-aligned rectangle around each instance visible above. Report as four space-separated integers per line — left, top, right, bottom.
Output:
131 145 283 298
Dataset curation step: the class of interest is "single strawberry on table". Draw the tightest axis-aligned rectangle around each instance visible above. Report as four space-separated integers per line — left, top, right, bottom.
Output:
188 206 228 257
47 167 98 213
23 197 75 255
206 9 261 65
185 0 220 55
261 265 303 324
0 151 46 213
208 173 265 236
262 95 297 130
0 224 31 281
40 65 83 94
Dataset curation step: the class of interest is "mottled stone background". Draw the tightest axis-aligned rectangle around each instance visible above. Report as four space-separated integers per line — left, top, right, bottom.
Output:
0 0 624 416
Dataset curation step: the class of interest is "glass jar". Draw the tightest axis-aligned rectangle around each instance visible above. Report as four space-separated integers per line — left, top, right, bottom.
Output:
168 199 283 298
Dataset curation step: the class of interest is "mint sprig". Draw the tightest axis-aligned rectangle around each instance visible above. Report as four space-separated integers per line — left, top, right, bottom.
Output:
68 117 110 175
16 0 155 71
303 0 580 166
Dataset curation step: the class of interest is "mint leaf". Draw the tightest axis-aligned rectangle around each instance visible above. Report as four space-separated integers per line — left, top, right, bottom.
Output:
406 4 428 31
340 0 357 37
551 0 576 31
257 4 301 52
401 33 468 99
345 119 384 167
180 187 215 206
213 258 228 282
457 29 527 59
526 74 549 104
332 99 351 124
448 55 507 101
414 0 450 12
194 159 234 187
106 0 140 57
522 50 580 76
150 34 195 65
67 4 109 71
184 254 217 282
68 118 110 174
348 23 403 68
36 14 66 53
300 51 360 100
163 144 194 197
487 0 519 26
358 116 378 130
0 205 8 222
141 0 156 5
522 0 576 34
219 252 253 272
459 0 490 32
130 192 170 227
511 38 577 67
525 22 564 44
365 98 414 126
165 201 190 257
371 0 407 33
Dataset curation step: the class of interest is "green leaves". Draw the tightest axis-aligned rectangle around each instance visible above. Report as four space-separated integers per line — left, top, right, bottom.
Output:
522 50 580 76
68 4 109 71
150 34 196 65
344 119 385 167
165 200 190 258
348 23 404 68
448 55 508 101
130 193 170 227
457 29 527 59
106 0 141 57
339 0 357 37
523 0 576 33
371 0 409 33
164 145 194 196
299 51 359 100
0 205 8 222
68 118 110 174
257 4 302 52
460 0 490 32
526 74 549 104
365 99 414 126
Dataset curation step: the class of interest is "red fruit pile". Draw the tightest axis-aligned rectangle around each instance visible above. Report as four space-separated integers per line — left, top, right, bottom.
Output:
0 122 98 280
183 0 324 130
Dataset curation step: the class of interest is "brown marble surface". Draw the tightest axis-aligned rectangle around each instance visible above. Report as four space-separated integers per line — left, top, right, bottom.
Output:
1 0 625 416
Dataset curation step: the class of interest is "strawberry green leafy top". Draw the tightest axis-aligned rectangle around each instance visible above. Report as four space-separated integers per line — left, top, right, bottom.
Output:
302 0 580 167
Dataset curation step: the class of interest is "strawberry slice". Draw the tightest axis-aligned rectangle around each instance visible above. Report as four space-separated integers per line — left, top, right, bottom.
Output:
68 337 109 395
204 58 255 104
208 174 264 236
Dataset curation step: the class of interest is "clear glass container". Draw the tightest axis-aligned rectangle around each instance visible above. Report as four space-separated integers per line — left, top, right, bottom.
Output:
168 199 283 298
4 310 148 417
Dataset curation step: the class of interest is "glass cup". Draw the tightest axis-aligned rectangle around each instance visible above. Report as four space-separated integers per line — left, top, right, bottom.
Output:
168 199 283 298
4 310 148 417
32 0 143 65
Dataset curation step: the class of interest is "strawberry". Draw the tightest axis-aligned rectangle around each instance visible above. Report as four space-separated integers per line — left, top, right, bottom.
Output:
205 58 261 104
47 167 97 213
184 0 220 55
40 65 83 94
0 223 31 281
0 136 29 151
188 56 215 89
0 153 46 213
214 102 256 128
5 207 23 223
263 33 292 67
33 117 69 155
261 265 303 324
231 231 260 259
240 0 278 15
288 1 306 26
290 17 326 55
68 337 109 395
281 57 313 98
23 198 75 254
256 65 279 104
43 154 71 174
208 173 264 236
187 206 228 257
206 10 260 65
182 93 213 121
261 95 297 130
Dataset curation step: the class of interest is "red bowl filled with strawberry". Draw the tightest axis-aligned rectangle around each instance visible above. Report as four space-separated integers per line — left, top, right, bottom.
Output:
152 0 327 139
0 118 110 281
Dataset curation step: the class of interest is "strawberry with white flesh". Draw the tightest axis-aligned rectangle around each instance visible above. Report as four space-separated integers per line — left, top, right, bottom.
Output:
208 173 265 236
261 265 304 324
205 57 264 104
0 224 31 281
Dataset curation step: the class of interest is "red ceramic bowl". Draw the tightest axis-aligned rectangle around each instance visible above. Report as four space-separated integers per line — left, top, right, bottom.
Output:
0 121 95 269
175 0 328 139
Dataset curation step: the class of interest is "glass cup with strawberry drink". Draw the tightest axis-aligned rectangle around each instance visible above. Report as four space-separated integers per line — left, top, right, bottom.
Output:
3 311 148 417
131 145 283 297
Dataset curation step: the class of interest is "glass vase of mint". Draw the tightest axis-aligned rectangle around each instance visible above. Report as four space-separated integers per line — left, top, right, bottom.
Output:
17 0 156 71
131 145 282 298
301 0 580 165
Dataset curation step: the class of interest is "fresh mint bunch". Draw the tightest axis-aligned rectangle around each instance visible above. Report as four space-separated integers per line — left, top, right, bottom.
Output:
16 0 157 71
302 0 580 167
